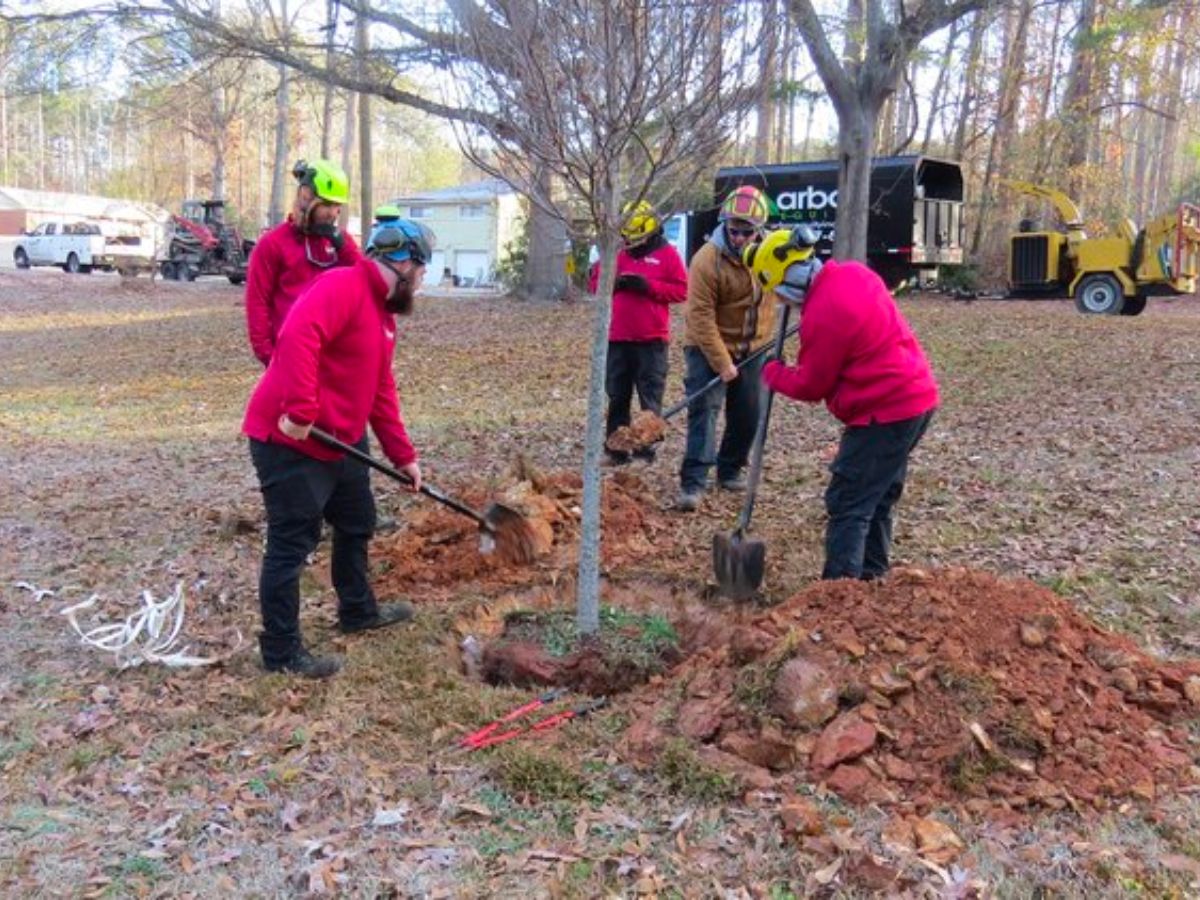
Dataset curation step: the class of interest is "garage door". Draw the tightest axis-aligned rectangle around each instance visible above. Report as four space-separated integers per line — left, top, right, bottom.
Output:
455 251 490 286
428 250 446 282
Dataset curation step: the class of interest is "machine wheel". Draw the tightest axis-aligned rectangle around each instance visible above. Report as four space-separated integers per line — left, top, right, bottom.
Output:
64 252 82 274
1074 273 1125 315
13 248 29 269
227 274 245 286
1119 295 1147 316
178 263 196 282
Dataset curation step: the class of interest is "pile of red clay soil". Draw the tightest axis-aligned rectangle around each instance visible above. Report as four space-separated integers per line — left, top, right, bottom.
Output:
620 567 1200 819
372 469 666 596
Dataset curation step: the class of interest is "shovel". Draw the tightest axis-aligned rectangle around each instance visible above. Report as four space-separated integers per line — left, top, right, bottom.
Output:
711 302 791 600
605 321 801 455
308 426 537 563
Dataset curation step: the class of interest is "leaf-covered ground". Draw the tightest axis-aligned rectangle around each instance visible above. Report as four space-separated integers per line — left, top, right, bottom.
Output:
1 269 1199 897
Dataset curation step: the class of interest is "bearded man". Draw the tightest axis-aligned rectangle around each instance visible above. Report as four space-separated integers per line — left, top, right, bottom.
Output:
242 219 435 678
244 159 361 366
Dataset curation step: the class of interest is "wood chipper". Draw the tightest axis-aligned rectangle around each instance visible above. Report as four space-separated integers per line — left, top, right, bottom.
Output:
1006 180 1200 316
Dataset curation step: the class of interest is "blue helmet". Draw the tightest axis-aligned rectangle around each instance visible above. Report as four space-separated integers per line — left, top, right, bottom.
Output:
366 218 435 265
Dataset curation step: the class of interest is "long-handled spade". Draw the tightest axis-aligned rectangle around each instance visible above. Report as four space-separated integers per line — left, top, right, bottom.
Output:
711 302 792 600
308 426 539 564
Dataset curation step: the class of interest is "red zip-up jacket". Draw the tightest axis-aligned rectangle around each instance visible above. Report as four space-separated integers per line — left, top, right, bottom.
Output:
244 219 362 364
588 241 688 342
763 260 939 426
242 258 417 467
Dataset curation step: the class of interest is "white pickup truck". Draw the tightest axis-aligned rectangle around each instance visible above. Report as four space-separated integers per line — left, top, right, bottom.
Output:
13 220 156 275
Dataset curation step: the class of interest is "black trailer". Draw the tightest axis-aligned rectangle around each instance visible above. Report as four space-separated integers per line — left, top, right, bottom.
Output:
687 155 966 287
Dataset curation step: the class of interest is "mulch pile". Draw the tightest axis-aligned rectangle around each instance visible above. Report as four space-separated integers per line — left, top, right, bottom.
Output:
620 567 1200 819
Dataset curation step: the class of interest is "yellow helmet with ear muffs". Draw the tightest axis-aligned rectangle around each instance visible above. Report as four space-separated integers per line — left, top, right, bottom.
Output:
620 200 661 247
743 225 820 290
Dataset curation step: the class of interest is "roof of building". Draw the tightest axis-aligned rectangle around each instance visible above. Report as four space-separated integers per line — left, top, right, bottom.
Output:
0 186 169 223
391 178 517 205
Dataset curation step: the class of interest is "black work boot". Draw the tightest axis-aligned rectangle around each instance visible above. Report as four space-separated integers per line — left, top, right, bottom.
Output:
339 601 415 635
264 648 342 679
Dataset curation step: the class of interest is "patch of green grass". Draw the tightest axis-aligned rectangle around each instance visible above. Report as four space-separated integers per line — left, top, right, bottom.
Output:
656 739 739 803
488 746 587 801
0 731 36 766
65 743 108 774
946 746 1010 793
503 605 679 670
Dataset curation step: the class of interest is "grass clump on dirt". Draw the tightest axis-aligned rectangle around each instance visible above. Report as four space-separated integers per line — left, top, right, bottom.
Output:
733 629 801 714
488 745 589 802
656 739 739 802
505 606 678 665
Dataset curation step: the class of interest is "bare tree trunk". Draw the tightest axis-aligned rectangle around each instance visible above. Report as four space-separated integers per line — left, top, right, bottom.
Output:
320 0 337 158
1156 6 1190 206
268 61 290 225
836 102 878 260
921 19 959 155
952 11 987 161
1061 0 1097 198
357 6 372 229
576 178 622 636
754 0 778 163
1032 0 1066 182
1 91 7 184
523 168 567 300
36 91 45 189
971 0 1030 257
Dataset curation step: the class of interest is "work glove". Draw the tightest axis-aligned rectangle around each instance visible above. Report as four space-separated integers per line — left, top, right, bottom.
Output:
614 273 650 294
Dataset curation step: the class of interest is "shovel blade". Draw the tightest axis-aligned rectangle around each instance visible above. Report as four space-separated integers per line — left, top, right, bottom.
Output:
712 530 766 601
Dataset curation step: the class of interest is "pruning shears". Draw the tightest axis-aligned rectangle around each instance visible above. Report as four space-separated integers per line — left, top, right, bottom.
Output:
458 690 607 751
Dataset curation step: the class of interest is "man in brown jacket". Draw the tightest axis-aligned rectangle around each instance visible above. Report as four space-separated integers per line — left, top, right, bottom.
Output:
677 185 774 511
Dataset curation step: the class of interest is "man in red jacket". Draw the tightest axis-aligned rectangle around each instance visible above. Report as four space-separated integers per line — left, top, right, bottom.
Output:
244 159 361 366
589 201 688 464
749 231 939 581
243 218 435 678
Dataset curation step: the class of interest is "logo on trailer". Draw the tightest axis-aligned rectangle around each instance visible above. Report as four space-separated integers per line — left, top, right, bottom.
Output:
774 186 838 212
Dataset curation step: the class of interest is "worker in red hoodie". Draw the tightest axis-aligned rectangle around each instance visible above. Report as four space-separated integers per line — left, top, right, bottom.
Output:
747 227 939 581
244 159 362 366
242 218 435 678
589 201 688 464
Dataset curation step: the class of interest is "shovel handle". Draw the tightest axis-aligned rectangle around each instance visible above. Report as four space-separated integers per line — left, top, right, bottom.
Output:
308 426 490 529
660 321 800 422
734 303 791 534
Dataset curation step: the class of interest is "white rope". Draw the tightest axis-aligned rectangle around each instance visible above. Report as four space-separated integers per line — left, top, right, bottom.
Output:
60 582 239 669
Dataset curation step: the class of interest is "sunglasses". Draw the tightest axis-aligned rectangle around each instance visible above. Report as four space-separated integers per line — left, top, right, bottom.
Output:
727 226 756 238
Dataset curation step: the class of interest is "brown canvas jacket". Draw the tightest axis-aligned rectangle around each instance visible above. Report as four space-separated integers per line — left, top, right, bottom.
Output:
683 241 776 373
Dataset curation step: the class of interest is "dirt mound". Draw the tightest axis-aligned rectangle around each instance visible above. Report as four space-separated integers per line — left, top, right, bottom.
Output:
372 469 665 596
621 567 1200 818
606 410 667 454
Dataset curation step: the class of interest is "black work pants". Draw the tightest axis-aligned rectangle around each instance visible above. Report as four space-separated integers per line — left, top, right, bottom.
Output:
679 346 764 493
605 340 669 461
249 437 379 665
823 411 933 581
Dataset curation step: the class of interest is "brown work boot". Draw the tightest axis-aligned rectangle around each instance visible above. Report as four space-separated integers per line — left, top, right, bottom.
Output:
339 601 415 634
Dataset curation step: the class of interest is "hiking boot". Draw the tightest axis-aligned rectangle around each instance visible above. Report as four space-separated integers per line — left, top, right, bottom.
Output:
265 649 342 679
675 490 702 512
603 451 632 468
376 514 400 534
718 474 747 492
339 601 415 634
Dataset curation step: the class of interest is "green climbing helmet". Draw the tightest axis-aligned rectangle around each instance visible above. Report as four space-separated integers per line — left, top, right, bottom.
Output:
373 204 402 224
292 158 350 205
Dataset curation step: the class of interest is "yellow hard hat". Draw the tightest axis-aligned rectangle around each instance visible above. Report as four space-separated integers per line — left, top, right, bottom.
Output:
743 226 819 290
620 200 661 247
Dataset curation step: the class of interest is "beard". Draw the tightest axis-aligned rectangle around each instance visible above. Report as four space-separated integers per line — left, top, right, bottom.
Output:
385 274 415 315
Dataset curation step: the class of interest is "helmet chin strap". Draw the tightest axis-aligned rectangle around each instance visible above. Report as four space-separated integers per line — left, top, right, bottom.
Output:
377 257 414 313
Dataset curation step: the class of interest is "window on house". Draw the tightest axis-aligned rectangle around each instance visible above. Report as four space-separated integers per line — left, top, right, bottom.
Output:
409 206 433 219
460 204 486 219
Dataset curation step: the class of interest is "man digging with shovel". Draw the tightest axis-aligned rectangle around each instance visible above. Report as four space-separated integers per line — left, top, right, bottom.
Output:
242 219 435 678
750 228 939 582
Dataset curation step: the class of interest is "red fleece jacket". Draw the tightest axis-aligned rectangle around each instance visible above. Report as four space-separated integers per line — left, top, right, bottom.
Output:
763 259 939 426
244 219 362 364
242 258 417 467
588 241 688 342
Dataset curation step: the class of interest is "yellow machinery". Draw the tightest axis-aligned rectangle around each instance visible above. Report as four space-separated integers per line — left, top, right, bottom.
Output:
1006 180 1200 315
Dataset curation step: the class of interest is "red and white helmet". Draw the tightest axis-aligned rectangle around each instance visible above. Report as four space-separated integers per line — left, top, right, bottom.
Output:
719 185 770 228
